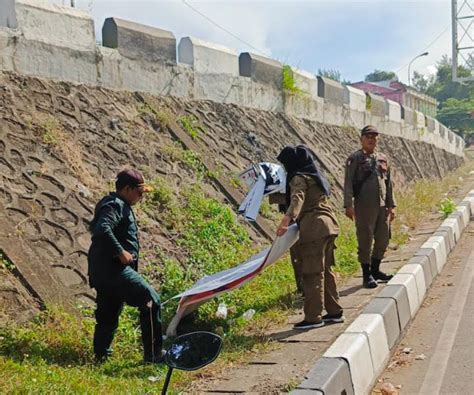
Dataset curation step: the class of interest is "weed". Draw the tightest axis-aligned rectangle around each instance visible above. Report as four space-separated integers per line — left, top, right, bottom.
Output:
0 250 15 271
365 94 372 111
282 65 303 95
137 102 172 128
259 199 280 222
178 115 203 139
162 142 207 176
438 197 456 219
39 117 60 146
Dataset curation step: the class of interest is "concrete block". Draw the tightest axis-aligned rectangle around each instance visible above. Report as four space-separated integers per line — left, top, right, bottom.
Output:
2 0 96 51
386 274 420 318
296 357 354 395
440 217 461 243
461 196 474 217
239 52 283 88
385 99 401 123
317 76 345 105
324 333 373 395
414 248 439 279
397 264 427 304
455 205 470 229
432 229 453 253
378 284 411 331
102 17 176 63
414 110 426 129
426 116 438 133
366 93 385 117
447 212 466 234
345 314 390 376
178 36 238 75
439 124 447 138
419 236 448 273
401 106 415 125
363 298 400 349
292 67 318 99
407 255 435 288
291 390 323 394
344 85 366 112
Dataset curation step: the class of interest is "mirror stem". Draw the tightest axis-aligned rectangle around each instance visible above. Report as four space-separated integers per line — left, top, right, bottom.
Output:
161 367 174 395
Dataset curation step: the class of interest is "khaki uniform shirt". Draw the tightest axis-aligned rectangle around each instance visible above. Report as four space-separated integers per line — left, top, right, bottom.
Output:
343 149 396 209
286 175 339 244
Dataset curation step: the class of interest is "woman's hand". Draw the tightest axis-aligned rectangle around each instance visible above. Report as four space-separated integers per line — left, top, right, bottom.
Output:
276 215 291 237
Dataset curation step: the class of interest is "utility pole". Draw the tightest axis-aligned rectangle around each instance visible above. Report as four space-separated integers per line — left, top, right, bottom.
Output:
452 0 474 82
70 0 75 7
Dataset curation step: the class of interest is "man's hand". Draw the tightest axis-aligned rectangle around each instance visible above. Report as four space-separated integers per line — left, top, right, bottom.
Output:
276 215 291 237
387 207 396 223
345 207 355 221
118 250 134 265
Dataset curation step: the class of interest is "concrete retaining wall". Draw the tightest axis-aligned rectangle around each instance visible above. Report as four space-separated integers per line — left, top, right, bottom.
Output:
0 0 464 157
293 189 474 395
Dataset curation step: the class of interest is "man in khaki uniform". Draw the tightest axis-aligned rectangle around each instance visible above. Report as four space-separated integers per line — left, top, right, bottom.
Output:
344 125 396 288
276 145 344 329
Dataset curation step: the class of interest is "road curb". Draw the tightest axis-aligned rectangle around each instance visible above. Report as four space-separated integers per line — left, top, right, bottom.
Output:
292 189 474 395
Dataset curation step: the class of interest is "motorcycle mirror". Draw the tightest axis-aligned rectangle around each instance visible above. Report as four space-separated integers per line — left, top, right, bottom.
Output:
161 331 223 395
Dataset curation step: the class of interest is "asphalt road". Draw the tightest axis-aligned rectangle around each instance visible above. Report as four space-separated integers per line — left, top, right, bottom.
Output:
374 222 474 395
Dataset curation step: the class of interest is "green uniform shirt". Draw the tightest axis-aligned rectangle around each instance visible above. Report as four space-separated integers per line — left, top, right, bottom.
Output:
286 175 339 244
343 149 396 209
87 193 140 287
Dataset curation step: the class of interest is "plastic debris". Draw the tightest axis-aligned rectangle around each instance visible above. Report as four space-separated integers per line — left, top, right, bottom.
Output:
242 309 256 320
415 353 427 360
215 302 228 319
148 376 160 383
402 347 413 354
380 382 398 395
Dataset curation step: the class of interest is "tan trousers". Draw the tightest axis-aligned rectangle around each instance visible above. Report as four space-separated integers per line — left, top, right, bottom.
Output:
300 236 342 322
354 205 390 265
290 241 304 293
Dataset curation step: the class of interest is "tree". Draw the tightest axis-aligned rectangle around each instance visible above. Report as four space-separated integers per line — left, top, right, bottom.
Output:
317 68 351 85
411 70 434 94
437 96 474 136
364 69 398 82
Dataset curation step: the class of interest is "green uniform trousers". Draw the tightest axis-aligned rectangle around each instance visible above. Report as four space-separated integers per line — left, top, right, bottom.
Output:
300 235 342 321
354 205 390 265
93 266 162 361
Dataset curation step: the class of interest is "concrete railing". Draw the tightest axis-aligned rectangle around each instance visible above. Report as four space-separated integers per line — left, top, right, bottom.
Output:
0 0 464 156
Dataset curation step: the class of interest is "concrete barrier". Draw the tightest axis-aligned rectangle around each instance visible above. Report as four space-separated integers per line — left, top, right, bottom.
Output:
239 52 282 88
178 37 238 75
102 17 176 63
291 389 323 394
317 76 345 105
401 106 415 126
414 247 439 280
292 67 318 99
418 235 448 273
440 217 461 243
324 333 373 395
345 314 390 377
363 298 400 350
432 229 454 253
366 93 385 117
385 99 401 123
455 205 470 229
293 357 354 395
397 264 427 304
406 255 435 288
386 274 420 318
414 110 425 130
377 284 411 331
344 85 366 112
460 194 474 216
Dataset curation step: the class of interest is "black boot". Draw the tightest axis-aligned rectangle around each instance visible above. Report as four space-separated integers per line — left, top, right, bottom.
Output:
362 264 378 288
371 257 393 282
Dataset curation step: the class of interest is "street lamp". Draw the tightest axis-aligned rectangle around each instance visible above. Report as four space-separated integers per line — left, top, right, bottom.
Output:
408 51 429 85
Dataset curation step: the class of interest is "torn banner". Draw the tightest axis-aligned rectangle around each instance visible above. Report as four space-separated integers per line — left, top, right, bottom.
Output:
238 162 286 221
166 224 299 336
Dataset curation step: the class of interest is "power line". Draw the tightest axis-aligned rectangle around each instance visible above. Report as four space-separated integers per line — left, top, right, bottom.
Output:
396 24 450 73
180 0 271 57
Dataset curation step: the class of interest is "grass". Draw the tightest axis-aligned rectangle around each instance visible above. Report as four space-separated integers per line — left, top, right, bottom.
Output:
282 65 303 95
178 115 203 140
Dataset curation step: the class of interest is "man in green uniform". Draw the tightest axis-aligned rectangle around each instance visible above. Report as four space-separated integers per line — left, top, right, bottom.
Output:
88 169 164 363
276 145 344 329
344 125 396 288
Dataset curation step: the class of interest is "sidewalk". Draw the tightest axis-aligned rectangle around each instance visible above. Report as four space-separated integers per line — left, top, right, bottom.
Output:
193 172 474 394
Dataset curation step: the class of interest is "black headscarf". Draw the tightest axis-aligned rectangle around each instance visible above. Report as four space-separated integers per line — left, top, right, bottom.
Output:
277 145 331 207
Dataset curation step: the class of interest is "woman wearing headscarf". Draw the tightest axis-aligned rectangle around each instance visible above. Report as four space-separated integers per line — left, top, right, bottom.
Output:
276 145 344 329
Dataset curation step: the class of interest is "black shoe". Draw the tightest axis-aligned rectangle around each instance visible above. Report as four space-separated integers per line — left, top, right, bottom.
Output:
322 312 345 323
362 264 378 289
144 349 166 364
371 257 393 282
372 270 393 282
293 320 325 330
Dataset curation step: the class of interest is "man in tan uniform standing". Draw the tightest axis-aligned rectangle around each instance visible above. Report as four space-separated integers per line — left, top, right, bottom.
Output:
344 125 396 288
277 145 344 329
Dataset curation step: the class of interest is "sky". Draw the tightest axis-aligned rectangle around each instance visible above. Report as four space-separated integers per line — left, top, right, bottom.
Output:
51 0 454 84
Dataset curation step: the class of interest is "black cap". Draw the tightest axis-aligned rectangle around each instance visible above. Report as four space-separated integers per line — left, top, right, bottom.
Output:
361 125 379 136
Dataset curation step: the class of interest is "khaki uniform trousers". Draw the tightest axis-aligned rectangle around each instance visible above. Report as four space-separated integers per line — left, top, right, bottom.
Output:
354 205 390 265
300 235 342 321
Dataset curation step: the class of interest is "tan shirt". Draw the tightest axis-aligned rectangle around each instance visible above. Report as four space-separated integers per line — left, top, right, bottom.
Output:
343 149 396 209
286 175 339 244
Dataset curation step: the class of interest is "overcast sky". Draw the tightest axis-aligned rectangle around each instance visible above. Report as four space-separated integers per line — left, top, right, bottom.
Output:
52 0 453 83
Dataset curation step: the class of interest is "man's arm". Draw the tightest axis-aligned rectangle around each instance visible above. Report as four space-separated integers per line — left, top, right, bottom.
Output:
343 155 357 220
385 164 396 222
90 203 125 258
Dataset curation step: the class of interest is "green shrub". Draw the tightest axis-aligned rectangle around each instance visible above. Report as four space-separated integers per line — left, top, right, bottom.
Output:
438 197 456 219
